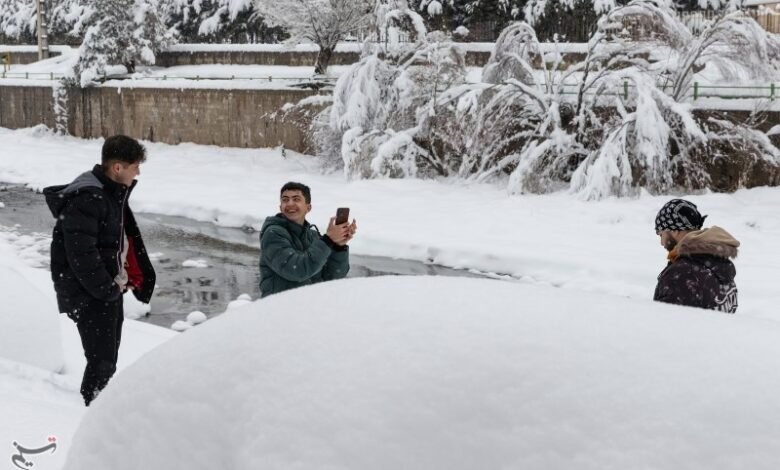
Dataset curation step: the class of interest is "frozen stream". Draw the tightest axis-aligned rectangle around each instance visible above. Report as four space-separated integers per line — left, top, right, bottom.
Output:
0 184 483 328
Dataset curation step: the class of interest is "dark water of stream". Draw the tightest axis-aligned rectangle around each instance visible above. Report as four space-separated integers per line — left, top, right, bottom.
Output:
0 184 482 328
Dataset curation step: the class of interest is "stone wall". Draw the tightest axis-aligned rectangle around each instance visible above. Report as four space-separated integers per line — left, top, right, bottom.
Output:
0 85 322 152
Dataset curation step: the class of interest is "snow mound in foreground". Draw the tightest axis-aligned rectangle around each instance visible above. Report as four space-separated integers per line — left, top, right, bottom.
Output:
65 277 780 470
0 262 62 372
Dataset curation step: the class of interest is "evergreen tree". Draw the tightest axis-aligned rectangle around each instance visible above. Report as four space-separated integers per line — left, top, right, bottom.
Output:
74 0 135 85
167 0 282 43
0 0 36 43
49 0 93 44
135 0 176 62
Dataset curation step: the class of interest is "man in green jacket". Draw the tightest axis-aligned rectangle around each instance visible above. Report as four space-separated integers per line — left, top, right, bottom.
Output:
259 182 355 297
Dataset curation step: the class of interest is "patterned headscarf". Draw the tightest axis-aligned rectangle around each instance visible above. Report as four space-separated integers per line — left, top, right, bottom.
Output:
655 199 707 232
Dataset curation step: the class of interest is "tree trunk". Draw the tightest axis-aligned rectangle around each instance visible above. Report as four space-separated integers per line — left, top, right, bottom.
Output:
314 45 335 75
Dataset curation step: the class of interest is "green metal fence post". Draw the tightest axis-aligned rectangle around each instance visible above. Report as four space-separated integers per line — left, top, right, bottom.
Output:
623 81 628 100
771 83 776 101
693 82 699 101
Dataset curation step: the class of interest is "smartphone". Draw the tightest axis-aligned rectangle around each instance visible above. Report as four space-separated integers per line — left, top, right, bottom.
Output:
335 207 350 225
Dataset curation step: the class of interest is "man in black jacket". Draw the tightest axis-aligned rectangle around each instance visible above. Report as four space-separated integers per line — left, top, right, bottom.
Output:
44 135 155 405
653 199 740 313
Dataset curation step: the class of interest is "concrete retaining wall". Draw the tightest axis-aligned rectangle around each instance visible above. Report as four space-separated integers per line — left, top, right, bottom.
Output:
1 83 778 155
0 85 56 129
0 85 322 152
0 51 62 66
156 49 496 67
156 50 362 68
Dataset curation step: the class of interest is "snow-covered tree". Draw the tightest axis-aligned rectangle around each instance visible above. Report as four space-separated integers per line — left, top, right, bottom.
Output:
432 22 581 189
663 10 780 101
0 0 96 44
0 0 37 42
74 0 137 86
135 0 177 64
315 0 780 198
375 0 428 51
166 0 279 43
462 0 523 20
49 0 93 42
564 0 780 198
74 0 175 86
254 0 374 74
312 1 469 178
196 0 254 35
524 0 618 26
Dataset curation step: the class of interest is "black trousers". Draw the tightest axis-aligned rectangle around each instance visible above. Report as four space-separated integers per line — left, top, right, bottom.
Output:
76 298 124 406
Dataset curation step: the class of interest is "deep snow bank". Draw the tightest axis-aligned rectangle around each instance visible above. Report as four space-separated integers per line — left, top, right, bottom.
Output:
65 276 780 470
0 238 62 372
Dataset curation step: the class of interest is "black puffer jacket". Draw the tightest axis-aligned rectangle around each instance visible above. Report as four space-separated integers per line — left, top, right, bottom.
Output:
44 165 155 317
654 226 739 313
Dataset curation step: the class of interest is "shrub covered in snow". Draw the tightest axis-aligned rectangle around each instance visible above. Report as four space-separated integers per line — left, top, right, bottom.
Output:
314 1 469 179
314 0 780 198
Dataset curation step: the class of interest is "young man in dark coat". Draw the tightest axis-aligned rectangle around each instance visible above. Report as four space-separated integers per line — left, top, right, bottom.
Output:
653 199 740 313
259 182 355 297
44 135 155 406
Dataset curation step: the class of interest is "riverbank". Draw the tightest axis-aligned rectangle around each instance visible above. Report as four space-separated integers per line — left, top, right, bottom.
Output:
2 126 780 321
0 183 479 328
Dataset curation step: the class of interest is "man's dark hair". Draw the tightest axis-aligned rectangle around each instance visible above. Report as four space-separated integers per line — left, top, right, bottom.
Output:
280 182 311 203
101 135 147 169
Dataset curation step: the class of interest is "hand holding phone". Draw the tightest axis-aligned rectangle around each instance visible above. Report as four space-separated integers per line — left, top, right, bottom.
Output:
335 207 350 225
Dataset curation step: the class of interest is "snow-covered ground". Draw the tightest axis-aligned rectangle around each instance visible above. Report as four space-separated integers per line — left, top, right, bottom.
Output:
63 276 780 469
2 125 780 468
0 226 176 470
1 125 779 321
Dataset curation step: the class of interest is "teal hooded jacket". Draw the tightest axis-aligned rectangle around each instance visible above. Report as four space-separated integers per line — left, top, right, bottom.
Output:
259 214 350 297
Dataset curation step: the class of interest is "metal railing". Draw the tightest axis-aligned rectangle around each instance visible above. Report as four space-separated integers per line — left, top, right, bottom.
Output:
551 82 778 101
0 71 339 83
0 71 775 100
0 71 63 80
133 75 339 83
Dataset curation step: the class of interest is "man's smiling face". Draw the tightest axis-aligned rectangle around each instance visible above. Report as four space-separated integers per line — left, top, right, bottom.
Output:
280 190 311 225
